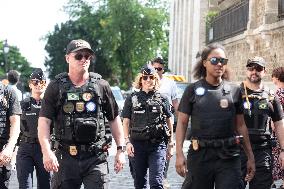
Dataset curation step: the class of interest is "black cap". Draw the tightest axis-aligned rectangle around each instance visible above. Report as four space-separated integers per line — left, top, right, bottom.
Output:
66 39 94 54
30 68 46 80
140 64 156 75
246 56 266 67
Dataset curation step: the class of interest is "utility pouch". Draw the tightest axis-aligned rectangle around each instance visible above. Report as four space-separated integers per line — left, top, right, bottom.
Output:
130 126 150 140
74 117 98 143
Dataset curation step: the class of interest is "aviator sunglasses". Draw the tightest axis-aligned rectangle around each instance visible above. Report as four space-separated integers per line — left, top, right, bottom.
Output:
247 65 264 72
74 52 92 61
154 67 163 71
30 79 46 86
207 57 228 65
142 75 155 81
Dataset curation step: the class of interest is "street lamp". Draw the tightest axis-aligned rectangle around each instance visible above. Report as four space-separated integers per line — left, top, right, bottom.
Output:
3 39 9 73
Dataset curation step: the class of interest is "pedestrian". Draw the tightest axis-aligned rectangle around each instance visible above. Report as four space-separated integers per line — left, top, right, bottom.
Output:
271 66 284 188
38 39 126 189
240 57 284 189
16 68 50 189
7 70 23 101
175 43 255 189
151 57 178 188
122 64 174 189
0 78 22 188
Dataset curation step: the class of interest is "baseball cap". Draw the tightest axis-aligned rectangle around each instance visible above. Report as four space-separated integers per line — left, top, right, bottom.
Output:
140 64 156 75
66 39 94 54
30 68 46 80
246 56 266 67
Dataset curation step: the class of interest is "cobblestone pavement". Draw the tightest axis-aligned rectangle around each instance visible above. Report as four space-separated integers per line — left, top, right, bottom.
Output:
8 139 283 188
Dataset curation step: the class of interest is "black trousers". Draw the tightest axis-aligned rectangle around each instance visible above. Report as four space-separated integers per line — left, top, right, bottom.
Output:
0 143 11 189
241 147 272 189
51 149 109 189
182 147 242 189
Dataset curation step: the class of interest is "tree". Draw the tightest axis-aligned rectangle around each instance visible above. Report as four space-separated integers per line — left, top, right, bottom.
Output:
0 41 33 91
44 0 169 89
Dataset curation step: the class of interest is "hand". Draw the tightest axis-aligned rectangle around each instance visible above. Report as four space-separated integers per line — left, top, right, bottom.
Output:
245 157 255 182
279 151 284 169
114 150 125 173
43 150 59 172
175 152 187 177
0 145 14 166
126 142 134 157
166 145 174 160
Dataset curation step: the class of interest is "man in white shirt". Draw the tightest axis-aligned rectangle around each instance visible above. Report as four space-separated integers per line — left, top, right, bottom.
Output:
151 57 179 188
7 70 22 101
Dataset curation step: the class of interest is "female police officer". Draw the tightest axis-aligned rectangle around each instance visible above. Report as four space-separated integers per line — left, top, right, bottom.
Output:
175 43 255 189
16 68 50 189
122 64 174 189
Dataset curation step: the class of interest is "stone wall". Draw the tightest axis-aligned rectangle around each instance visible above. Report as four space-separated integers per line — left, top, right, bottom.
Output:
222 24 284 82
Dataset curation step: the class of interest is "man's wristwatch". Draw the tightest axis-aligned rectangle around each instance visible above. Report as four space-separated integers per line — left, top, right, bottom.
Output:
117 145 126 152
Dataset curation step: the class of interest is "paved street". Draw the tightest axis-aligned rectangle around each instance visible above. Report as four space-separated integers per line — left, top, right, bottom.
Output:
8 139 188 189
8 139 283 188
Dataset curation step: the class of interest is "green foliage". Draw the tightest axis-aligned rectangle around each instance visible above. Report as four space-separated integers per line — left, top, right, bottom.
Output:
44 0 169 89
206 11 219 29
0 41 33 91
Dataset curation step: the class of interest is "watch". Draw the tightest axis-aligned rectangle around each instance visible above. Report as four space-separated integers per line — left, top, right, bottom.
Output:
117 145 126 152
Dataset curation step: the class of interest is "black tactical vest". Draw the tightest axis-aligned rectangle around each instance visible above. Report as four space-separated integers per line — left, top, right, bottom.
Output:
0 84 10 141
191 80 235 139
241 83 274 136
130 91 166 140
54 72 105 144
20 97 41 138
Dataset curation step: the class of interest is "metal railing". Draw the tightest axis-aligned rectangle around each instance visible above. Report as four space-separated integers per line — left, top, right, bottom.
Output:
207 0 249 43
279 0 284 20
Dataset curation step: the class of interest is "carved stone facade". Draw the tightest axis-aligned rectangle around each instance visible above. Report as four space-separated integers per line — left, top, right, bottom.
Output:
168 0 284 82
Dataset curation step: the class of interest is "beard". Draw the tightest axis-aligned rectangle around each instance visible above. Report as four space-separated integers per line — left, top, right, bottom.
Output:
247 74 261 83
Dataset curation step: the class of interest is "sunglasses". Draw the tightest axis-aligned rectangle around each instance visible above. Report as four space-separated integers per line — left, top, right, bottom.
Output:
74 52 92 61
30 80 46 86
247 65 264 72
154 67 163 71
207 57 228 65
142 75 155 81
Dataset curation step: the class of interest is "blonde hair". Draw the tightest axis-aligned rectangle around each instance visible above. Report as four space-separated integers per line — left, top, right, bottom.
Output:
132 73 160 90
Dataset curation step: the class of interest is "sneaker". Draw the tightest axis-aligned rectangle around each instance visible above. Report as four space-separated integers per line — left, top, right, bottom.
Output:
163 179 170 189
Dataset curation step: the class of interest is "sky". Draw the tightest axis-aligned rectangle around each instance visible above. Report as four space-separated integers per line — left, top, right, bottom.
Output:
0 0 69 70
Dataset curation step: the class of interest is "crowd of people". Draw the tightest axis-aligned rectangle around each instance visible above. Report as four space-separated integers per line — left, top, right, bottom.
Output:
0 39 283 189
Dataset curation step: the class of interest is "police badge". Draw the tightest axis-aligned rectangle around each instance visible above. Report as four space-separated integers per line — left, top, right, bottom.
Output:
76 102 85 112
192 139 199 151
69 146 78 156
82 92 92 101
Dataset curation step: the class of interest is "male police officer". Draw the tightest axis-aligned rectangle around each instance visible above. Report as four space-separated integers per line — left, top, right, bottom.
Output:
16 68 50 188
240 56 284 189
38 39 125 189
0 79 21 188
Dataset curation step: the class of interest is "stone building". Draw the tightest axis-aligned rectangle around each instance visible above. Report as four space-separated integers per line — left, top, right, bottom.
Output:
169 0 284 82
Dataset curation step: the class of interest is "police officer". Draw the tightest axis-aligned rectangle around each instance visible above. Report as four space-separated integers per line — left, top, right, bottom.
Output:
175 43 255 189
151 57 178 188
38 39 125 189
16 68 50 189
122 64 174 189
240 56 284 189
0 78 21 188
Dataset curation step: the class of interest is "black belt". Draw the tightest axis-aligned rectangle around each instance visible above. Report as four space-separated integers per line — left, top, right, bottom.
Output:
56 142 103 154
191 136 242 148
20 136 39 144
